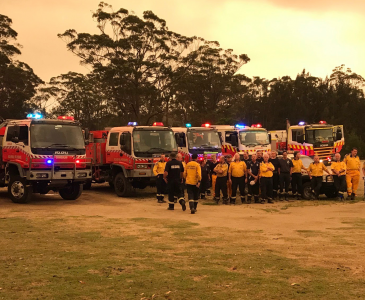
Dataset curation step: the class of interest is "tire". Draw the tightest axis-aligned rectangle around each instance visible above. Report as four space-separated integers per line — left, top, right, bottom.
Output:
8 176 32 204
59 183 83 200
302 182 312 200
114 172 133 197
83 179 92 190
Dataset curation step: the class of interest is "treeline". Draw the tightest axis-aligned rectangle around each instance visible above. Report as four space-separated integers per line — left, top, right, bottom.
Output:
1 3 365 156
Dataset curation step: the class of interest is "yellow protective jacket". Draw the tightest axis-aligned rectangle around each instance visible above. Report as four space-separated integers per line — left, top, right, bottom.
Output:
292 159 304 173
260 162 274 177
228 161 247 177
214 163 228 177
331 161 346 176
184 161 202 185
344 155 361 171
153 161 166 176
308 162 327 177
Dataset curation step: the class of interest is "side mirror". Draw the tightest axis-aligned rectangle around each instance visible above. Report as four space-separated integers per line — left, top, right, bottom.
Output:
268 133 272 143
336 131 342 141
230 134 238 147
84 128 90 140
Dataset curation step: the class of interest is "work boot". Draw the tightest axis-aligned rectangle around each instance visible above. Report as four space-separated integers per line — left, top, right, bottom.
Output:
194 202 198 212
254 196 260 203
167 204 174 210
206 190 211 196
351 193 355 200
284 193 288 201
174 196 178 203
240 196 245 204
230 197 236 205
223 197 229 205
297 194 301 200
214 197 220 204
273 190 277 199
160 196 167 203
200 193 206 200
260 198 266 204
189 202 196 214
247 195 252 204
179 199 186 211
268 198 274 204
279 193 283 201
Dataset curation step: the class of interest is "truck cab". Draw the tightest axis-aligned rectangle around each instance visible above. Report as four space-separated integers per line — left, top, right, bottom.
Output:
172 124 222 162
0 114 91 203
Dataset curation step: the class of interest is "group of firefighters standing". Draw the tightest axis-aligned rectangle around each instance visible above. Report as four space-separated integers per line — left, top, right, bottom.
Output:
153 148 364 214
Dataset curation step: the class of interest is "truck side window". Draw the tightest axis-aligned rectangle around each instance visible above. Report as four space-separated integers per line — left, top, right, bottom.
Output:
19 126 29 145
121 133 132 155
109 132 119 146
6 126 15 142
292 130 297 142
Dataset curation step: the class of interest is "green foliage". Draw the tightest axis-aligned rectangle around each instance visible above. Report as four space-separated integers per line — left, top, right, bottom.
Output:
0 14 43 119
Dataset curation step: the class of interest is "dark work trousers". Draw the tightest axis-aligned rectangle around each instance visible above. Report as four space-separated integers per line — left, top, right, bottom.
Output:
231 176 246 200
311 176 323 198
291 173 302 196
179 180 185 201
261 177 273 200
215 176 228 200
333 175 346 198
200 177 210 198
248 179 260 198
272 172 279 198
279 173 291 195
168 180 181 207
187 184 200 202
156 174 166 201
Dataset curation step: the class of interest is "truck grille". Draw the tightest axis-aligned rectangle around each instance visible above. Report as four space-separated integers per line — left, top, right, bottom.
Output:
313 147 333 159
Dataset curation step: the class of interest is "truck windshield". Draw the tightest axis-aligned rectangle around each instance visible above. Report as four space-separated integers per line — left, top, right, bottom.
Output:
306 129 333 144
187 130 221 149
239 130 269 146
30 124 85 149
133 130 177 154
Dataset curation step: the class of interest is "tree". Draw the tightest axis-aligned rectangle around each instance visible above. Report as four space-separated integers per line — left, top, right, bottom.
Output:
0 14 43 119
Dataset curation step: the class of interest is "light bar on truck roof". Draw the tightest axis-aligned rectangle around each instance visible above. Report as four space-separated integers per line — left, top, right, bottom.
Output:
298 121 306 126
251 123 262 128
128 122 138 126
319 120 327 124
202 123 211 128
27 113 43 119
153 122 164 126
185 123 192 128
235 124 246 129
58 116 74 121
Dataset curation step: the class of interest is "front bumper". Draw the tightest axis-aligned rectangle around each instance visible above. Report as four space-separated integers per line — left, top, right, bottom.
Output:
26 169 92 181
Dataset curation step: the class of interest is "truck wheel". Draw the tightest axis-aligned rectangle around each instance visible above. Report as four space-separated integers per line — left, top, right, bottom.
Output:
302 182 312 200
114 172 133 197
59 183 83 200
83 179 92 190
8 176 32 204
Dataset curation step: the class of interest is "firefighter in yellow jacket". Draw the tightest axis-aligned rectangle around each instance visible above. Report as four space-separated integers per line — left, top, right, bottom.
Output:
331 153 346 200
153 154 166 203
307 155 331 199
184 154 202 214
344 148 361 200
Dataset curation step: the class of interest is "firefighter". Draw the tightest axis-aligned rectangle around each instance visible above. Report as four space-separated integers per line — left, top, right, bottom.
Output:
291 152 306 200
247 153 260 203
153 154 166 203
210 154 219 197
242 151 251 166
184 154 202 214
226 154 233 200
202 153 211 196
278 150 293 201
331 153 347 200
176 153 186 203
307 155 331 199
200 159 210 199
260 153 275 204
256 150 264 163
269 151 280 199
164 152 184 210
228 153 247 204
344 148 361 200
214 156 229 204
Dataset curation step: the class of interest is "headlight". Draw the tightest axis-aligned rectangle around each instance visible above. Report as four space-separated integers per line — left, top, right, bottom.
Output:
136 164 148 169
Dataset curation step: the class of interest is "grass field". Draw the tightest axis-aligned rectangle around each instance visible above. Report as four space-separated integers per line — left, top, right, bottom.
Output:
1 212 365 300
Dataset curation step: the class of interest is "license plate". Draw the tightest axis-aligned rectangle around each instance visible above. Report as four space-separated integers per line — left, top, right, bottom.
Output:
320 144 328 147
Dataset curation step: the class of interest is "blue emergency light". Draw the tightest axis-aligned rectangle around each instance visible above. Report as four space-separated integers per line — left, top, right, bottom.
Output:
298 121 305 126
185 123 192 128
235 124 246 129
27 113 43 119
46 159 53 165
128 122 138 126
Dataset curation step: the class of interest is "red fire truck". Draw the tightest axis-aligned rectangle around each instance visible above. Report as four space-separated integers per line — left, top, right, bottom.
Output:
85 122 177 196
0 114 91 203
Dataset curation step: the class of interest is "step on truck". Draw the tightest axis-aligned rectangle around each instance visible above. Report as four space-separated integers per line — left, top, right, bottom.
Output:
172 123 222 162
0 114 91 203
85 122 177 196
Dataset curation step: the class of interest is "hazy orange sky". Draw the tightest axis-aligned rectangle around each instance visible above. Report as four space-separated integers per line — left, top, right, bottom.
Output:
2 0 365 81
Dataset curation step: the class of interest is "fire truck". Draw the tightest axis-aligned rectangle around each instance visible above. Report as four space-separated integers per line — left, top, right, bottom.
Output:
270 120 344 160
211 124 271 156
0 114 91 203
172 123 222 162
85 122 177 196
